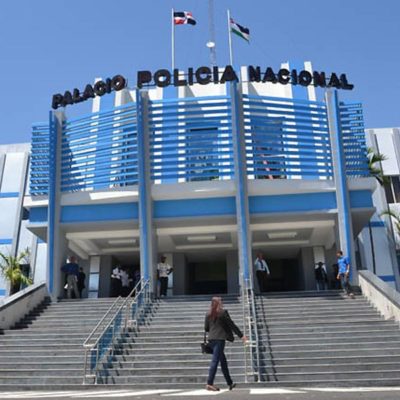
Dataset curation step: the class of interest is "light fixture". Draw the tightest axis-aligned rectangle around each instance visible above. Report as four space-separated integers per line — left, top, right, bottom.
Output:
267 232 297 239
187 235 217 242
107 239 137 245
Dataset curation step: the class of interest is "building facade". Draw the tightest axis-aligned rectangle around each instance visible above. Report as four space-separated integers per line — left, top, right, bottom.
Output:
3 62 395 298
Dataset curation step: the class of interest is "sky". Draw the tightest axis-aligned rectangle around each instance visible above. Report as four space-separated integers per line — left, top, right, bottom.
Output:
0 0 399 144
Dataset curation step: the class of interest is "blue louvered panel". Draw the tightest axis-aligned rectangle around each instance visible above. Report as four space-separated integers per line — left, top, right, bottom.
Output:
148 96 234 183
243 94 333 180
339 102 369 178
61 104 138 192
30 123 50 195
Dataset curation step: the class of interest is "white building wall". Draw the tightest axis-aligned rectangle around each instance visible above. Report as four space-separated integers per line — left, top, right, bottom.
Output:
362 128 400 289
0 144 43 297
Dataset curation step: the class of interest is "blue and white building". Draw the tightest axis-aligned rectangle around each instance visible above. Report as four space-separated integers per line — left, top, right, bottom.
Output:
1 61 397 298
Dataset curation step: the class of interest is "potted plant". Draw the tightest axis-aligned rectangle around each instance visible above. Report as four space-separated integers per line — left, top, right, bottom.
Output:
0 248 32 295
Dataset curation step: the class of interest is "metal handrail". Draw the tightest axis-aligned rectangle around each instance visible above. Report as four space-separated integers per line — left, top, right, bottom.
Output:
241 283 249 383
82 278 150 384
243 278 261 382
82 296 123 347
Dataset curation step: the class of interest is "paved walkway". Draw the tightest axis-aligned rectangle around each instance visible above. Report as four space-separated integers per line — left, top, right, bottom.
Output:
2 387 400 400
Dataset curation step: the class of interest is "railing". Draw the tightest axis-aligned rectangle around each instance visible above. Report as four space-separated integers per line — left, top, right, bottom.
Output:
241 278 261 382
149 96 234 183
29 94 370 197
243 94 333 180
30 123 50 195
339 102 369 178
61 104 138 192
82 278 150 384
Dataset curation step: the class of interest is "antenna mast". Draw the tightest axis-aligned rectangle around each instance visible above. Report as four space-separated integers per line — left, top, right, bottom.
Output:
207 0 217 66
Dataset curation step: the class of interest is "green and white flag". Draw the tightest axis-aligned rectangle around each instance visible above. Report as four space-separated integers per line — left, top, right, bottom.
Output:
230 18 250 42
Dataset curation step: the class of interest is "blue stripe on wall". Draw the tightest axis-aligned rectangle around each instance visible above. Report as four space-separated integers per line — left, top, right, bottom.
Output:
369 221 385 228
379 275 395 282
61 203 139 223
249 192 337 214
29 207 48 223
349 190 373 208
154 197 236 218
0 192 19 198
0 239 12 245
26 190 373 223
0 289 6 296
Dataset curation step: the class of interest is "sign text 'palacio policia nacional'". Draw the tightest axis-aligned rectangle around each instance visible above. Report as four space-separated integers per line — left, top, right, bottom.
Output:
51 64 354 109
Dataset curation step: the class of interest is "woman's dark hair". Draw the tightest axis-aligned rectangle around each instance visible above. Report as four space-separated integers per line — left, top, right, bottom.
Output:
208 297 224 321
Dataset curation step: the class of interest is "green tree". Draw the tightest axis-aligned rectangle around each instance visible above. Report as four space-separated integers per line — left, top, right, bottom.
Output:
0 248 32 295
382 209 400 238
367 147 389 185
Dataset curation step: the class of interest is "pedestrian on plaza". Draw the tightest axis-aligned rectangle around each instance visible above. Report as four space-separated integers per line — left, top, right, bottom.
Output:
204 297 247 392
336 250 355 298
157 256 173 297
77 267 86 298
111 265 122 297
61 256 79 299
254 252 270 293
120 267 132 297
315 261 328 291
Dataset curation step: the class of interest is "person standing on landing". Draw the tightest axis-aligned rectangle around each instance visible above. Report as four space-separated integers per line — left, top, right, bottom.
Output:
336 250 355 298
254 252 270 293
157 256 173 297
61 256 79 299
204 297 247 392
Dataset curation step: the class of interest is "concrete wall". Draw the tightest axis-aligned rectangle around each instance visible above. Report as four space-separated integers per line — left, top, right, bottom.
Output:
359 270 400 322
0 282 48 329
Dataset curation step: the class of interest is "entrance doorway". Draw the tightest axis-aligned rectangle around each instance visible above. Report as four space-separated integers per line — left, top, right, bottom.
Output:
188 259 227 294
256 257 301 292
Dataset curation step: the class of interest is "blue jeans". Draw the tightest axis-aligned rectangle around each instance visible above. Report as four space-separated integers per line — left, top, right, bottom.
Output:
207 340 233 386
339 273 352 295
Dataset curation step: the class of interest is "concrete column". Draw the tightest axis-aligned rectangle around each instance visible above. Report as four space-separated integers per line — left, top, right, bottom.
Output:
172 253 186 295
230 81 252 290
325 90 357 283
301 247 315 290
136 90 156 294
47 111 64 297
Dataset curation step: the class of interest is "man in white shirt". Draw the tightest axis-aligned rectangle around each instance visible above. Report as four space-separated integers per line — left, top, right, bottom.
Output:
157 256 173 297
254 252 270 293
120 268 132 297
111 266 122 297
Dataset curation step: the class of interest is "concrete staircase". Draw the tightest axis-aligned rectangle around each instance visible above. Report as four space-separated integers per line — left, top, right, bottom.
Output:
100 295 248 389
256 290 400 386
0 297 118 390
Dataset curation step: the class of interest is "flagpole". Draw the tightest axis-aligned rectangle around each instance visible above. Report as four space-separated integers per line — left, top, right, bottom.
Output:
227 9 233 66
171 8 175 70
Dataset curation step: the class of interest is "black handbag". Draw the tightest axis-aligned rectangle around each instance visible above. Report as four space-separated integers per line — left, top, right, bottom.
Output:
201 332 213 354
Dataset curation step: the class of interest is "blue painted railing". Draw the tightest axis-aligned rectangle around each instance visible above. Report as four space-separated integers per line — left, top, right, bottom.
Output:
243 94 332 180
148 96 234 183
30 123 50 196
83 279 150 384
29 94 370 196
339 102 369 178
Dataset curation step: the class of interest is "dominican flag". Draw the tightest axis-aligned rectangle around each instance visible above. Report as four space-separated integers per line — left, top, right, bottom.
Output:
174 11 196 25
230 18 250 42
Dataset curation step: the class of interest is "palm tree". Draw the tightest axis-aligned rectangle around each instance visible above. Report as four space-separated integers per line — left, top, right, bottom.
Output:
382 210 400 238
367 147 389 185
0 248 32 295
